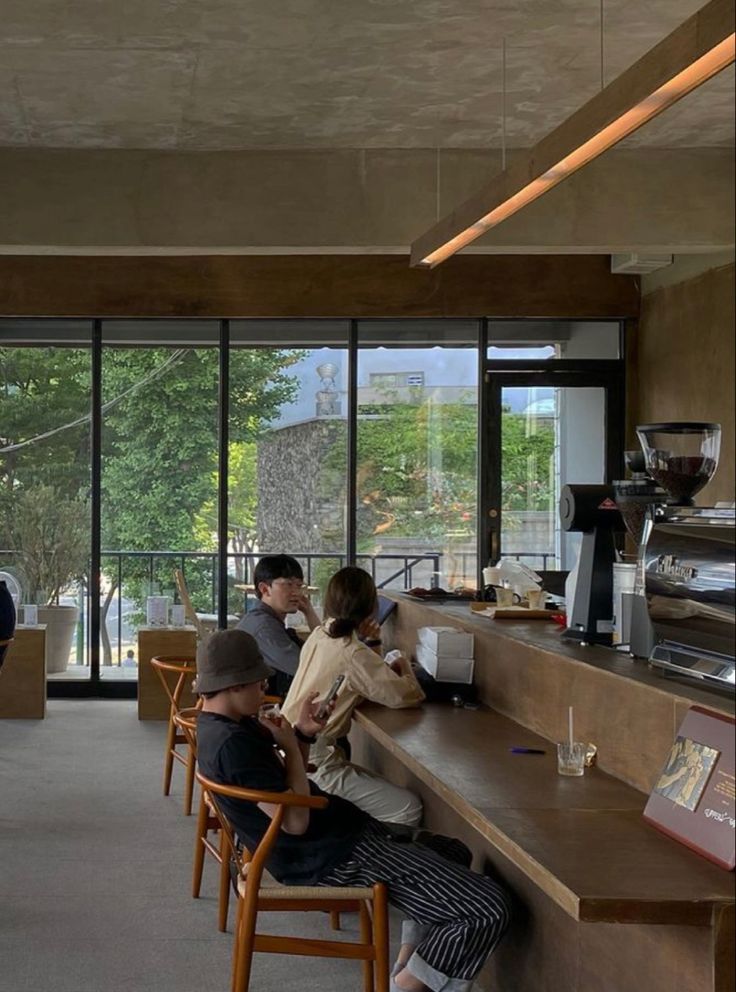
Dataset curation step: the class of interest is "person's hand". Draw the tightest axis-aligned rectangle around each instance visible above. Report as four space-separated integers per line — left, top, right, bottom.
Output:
388 654 411 675
296 690 332 738
294 589 311 614
259 712 299 750
296 591 321 630
358 617 381 643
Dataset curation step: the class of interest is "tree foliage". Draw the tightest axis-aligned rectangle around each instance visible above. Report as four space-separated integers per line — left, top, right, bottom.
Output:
0 344 305 657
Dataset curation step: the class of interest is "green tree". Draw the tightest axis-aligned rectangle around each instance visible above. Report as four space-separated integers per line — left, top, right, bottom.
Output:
500 408 555 512
1 344 305 662
0 346 90 499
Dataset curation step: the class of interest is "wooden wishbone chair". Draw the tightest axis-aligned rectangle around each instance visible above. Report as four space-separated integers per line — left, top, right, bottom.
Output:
179 698 285 934
150 655 199 814
174 708 232 932
196 771 390 992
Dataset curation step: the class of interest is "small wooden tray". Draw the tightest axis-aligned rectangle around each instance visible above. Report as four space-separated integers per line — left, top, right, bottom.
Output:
469 603 552 620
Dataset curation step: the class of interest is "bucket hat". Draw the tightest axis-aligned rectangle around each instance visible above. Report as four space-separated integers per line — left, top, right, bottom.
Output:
194 628 273 694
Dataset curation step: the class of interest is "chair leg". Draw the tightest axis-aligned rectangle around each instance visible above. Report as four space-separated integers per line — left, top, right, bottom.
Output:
184 744 196 815
232 891 258 992
192 791 208 898
359 901 374 992
373 885 390 992
163 711 176 796
330 910 341 931
218 830 231 933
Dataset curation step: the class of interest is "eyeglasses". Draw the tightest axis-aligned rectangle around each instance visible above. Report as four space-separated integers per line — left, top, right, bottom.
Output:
271 578 306 591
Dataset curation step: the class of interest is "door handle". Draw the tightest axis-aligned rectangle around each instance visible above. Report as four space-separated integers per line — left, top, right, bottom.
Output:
490 528 499 565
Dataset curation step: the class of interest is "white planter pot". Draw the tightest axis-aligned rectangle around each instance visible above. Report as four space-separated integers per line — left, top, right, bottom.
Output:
37 605 80 674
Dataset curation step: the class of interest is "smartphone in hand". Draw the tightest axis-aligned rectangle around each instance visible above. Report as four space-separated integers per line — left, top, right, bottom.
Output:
317 673 345 719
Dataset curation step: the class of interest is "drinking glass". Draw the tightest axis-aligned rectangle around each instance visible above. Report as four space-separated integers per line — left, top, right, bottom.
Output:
557 741 586 776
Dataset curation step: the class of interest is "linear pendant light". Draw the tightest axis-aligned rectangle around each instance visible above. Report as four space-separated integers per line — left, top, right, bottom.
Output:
410 0 735 268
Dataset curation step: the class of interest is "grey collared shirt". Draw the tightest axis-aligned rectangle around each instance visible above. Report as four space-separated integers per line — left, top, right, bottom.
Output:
237 600 302 676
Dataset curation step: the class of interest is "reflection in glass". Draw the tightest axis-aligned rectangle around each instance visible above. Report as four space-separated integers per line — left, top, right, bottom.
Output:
357 331 478 591
487 320 619 360
500 386 606 570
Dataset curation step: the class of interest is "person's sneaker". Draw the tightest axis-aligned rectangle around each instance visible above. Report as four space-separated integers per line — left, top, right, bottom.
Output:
413 830 473 868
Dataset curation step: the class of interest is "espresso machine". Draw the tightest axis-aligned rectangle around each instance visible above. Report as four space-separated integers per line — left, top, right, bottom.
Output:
635 423 735 693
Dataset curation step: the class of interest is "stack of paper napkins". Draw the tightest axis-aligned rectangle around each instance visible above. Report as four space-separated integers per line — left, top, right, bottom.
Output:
415 626 474 684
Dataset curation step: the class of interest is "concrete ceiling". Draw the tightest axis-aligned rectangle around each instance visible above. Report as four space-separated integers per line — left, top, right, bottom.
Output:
0 0 733 150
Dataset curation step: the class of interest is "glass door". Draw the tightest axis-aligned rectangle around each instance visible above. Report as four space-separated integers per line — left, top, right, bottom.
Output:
482 370 624 575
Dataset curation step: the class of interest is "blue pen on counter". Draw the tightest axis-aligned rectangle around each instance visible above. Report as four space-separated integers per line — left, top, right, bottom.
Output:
510 747 546 755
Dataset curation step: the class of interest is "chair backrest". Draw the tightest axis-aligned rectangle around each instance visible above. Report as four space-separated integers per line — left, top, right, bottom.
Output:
173 568 207 638
196 771 327 890
150 655 197 714
173 707 200 755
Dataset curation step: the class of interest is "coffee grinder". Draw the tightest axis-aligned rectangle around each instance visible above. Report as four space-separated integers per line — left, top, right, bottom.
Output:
560 484 624 646
635 422 721 506
612 451 666 656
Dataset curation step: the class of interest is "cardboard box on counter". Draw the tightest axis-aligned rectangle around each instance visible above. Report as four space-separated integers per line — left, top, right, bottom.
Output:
415 642 474 684
417 625 474 658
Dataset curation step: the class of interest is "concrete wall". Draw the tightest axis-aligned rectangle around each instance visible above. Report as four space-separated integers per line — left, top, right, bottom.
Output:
629 259 735 504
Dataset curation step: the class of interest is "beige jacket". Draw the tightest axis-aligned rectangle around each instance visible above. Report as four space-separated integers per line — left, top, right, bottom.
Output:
281 623 425 743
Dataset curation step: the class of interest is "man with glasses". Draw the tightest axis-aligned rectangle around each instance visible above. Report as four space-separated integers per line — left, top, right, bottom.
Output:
237 554 320 699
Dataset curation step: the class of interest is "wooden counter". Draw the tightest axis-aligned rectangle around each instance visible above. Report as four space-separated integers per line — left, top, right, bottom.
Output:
0 626 47 719
355 704 733 926
137 626 197 720
348 594 735 992
382 593 734 794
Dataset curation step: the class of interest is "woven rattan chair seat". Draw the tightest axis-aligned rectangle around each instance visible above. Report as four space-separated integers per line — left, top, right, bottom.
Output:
238 873 374 900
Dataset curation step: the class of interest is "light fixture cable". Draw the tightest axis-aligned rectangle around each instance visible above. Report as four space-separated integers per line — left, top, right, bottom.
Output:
502 37 507 171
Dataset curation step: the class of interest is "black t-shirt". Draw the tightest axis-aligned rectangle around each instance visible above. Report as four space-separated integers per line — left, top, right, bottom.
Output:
196 711 368 885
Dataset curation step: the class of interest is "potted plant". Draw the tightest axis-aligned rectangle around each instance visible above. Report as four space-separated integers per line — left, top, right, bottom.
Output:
2 486 88 674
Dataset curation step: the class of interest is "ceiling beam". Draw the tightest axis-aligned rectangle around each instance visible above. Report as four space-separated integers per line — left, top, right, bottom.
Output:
410 0 735 268
0 148 732 255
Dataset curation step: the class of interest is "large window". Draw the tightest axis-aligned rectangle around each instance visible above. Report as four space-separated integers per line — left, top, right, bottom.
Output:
0 321 92 680
100 321 220 677
228 321 349 612
0 316 624 694
357 321 479 591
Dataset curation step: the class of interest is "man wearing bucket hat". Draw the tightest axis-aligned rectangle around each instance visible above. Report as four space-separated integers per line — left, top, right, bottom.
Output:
196 629 511 992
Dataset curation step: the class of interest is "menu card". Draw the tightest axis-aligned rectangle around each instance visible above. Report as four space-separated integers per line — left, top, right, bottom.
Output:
644 706 735 870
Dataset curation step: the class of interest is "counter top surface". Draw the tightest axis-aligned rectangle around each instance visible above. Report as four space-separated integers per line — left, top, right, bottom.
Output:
354 702 736 923
389 593 735 716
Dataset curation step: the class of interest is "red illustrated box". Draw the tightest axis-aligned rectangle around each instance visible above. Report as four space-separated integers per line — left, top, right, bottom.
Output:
644 706 735 870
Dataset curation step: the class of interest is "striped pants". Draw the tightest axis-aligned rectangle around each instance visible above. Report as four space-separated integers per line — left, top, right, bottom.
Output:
319 821 511 992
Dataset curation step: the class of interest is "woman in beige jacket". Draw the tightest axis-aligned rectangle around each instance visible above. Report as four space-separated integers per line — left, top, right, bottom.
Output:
282 566 425 826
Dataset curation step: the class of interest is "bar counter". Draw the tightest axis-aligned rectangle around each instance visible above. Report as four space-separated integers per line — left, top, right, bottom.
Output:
348 593 735 992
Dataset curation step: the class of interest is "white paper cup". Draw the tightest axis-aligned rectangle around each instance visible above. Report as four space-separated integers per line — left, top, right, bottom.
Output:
146 596 170 627
526 589 546 609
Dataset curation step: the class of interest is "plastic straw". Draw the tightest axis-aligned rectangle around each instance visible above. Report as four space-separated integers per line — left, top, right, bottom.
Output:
568 706 574 747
